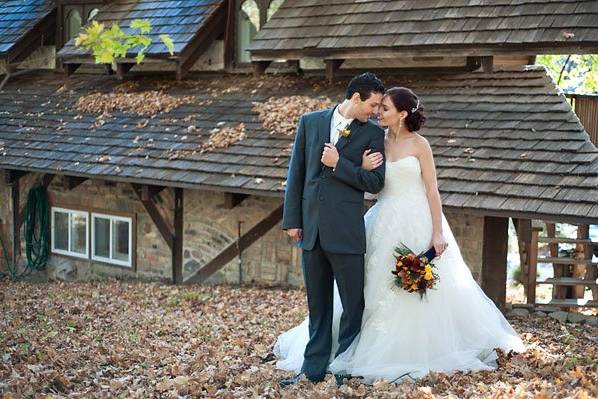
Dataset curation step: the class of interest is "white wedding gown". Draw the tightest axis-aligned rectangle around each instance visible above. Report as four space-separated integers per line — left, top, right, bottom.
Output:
274 156 525 383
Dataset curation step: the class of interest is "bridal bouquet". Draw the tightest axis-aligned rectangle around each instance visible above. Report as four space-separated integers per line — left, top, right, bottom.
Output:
392 243 439 299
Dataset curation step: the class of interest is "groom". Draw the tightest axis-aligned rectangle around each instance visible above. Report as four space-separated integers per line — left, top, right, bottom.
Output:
280 72 386 385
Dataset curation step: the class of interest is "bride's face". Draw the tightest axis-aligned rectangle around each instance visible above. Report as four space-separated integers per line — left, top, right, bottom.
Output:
377 96 400 128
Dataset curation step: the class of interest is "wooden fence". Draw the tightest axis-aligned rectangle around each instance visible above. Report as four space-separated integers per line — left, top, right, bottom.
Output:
567 94 598 146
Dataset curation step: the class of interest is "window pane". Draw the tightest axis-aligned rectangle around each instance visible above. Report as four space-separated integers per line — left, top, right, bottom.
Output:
66 9 82 41
94 217 110 258
236 0 259 63
112 220 130 263
70 213 87 255
88 8 99 21
54 211 69 251
267 0 283 20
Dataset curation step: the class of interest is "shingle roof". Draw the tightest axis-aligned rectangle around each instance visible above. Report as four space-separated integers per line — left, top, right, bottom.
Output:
249 0 598 59
0 67 597 222
58 0 225 60
0 0 54 57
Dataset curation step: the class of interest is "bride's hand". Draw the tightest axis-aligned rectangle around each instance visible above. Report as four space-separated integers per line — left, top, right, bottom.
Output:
433 232 448 256
361 149 384 171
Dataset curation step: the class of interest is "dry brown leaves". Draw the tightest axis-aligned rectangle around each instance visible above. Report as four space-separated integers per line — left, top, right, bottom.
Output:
75 91 195 117
253 96 334 136
0 279 596 398
200 123 246 153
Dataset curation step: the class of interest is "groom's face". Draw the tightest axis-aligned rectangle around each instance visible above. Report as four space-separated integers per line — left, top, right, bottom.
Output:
353 92 383 123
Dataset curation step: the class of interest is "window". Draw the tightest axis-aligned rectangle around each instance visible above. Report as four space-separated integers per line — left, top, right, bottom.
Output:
237 0 260 63
267 0 284 20
91 213 133 267
88 8 100 21
65 9 82 42
51 207 89 259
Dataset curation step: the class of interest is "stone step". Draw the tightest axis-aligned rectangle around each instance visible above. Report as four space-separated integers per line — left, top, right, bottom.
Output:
538 299 598 308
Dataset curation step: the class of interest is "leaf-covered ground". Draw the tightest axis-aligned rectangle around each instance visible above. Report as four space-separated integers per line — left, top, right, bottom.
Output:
0 279 596 398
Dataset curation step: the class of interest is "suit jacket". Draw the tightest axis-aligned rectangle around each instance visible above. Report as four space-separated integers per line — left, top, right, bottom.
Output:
282 106 386 254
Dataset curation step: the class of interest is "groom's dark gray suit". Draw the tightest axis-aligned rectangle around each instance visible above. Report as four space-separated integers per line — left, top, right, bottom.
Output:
282 106 385 379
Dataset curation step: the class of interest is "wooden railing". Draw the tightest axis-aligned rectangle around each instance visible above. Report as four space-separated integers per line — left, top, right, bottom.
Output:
566 94 598 147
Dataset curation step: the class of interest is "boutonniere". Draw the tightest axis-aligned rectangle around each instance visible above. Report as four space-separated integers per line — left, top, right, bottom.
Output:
338 126 351 138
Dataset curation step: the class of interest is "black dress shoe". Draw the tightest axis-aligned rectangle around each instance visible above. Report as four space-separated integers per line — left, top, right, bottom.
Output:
334 374 350 387
279 373 324 387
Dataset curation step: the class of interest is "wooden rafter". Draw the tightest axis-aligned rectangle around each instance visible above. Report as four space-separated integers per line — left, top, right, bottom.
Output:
185 203 283 284
65 176 87 190
131 183 174 251
223 193 248 209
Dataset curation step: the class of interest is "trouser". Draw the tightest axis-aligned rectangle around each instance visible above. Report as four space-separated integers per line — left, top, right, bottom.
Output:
300 234 365 379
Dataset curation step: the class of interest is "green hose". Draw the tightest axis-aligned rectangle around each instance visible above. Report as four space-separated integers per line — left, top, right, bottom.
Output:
0 185 50 279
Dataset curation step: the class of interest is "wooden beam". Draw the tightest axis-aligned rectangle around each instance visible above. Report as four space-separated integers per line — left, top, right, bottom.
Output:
223 0 235 71
185 203 283 284
514 218 532 293
63 63 81 78
65 176 88 190
10 176 19 265
481 56 494 72
4 170 29 184
116 63 135 80
131 183 174 250
527 226 542 305
325 59 344 83
223 193 248 209
251 60 271 77
173 187 184 284
481 216 509 310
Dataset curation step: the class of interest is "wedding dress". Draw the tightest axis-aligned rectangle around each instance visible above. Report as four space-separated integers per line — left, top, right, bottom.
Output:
274 156 525 383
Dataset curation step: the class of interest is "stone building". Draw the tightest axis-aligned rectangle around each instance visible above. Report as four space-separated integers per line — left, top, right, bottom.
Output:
1 0 597 309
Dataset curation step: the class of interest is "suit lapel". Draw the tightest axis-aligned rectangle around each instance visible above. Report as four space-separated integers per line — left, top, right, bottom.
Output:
336 119 364 154
319 107 335 148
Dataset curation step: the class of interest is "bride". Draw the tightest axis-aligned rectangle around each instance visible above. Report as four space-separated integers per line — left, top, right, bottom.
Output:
275 87 525 384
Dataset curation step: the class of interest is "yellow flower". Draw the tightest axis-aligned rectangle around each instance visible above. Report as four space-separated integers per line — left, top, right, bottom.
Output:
339 127 351 137
424 271 433 281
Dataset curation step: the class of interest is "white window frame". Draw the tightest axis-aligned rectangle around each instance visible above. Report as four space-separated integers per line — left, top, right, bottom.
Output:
51 207 89 259
91 212 133 268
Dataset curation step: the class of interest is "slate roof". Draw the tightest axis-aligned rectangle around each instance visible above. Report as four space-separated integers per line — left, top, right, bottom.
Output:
0 67 597 222
249 0 598 59
0 0 54 57
58 0 225 60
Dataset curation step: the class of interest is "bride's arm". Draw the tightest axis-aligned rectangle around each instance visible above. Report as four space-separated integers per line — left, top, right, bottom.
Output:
418 137 448 255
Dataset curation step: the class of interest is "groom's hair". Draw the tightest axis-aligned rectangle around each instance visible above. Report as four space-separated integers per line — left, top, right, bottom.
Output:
345 72 385 101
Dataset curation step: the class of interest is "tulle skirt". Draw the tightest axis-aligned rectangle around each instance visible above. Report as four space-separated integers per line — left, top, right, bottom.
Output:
274 194 525 383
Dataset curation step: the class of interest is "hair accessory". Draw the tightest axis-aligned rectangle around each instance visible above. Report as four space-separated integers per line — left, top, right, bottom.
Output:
411 99 420 113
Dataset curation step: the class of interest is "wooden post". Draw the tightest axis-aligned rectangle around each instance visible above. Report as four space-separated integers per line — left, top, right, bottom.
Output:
481 216 509 310
527 227 541 305
172 187 183 285
574 225 590 299
546 222 567 298
116 63 134 80
325 59 344 84
252 61 271 77
10 178 19 266
514 219 532 294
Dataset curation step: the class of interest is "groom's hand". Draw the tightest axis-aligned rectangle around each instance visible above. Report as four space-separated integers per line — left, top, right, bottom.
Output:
321 143 339 168
286 228 302 241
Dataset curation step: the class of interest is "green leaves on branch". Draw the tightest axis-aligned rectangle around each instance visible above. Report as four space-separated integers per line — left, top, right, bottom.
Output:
536 54 598 94
75 19 175 65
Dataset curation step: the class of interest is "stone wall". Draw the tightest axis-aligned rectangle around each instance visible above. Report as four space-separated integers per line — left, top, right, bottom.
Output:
445 212 484 283
0 172 303 285
0 171 486 286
